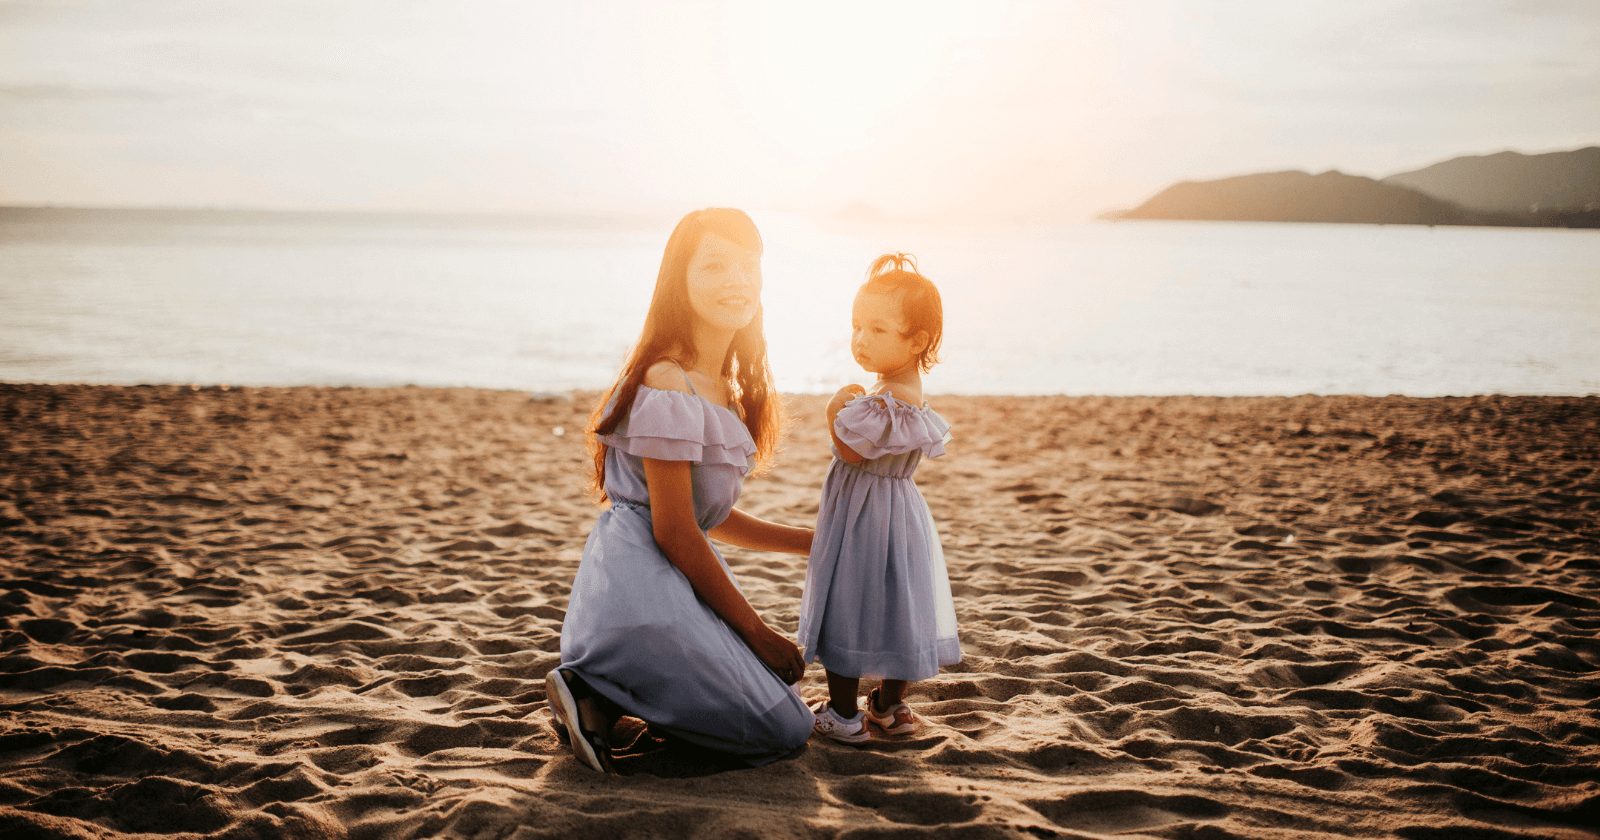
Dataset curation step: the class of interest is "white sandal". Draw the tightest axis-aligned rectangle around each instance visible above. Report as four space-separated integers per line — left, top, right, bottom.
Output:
810 700 870 744
861 688 918 736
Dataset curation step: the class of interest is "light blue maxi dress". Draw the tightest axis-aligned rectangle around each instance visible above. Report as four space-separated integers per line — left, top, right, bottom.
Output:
558 385 813 764
798 392 961 681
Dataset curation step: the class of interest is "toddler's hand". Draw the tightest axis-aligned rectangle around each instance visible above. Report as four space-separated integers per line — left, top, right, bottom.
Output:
827 384 866 414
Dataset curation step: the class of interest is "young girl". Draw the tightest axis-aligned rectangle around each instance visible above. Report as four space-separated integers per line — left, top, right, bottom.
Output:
798 253 960 743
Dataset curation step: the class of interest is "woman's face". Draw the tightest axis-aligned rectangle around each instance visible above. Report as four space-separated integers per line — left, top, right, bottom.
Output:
685 232 762 333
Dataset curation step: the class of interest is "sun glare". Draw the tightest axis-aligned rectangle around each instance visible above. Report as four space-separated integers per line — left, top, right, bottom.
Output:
723 4 971 190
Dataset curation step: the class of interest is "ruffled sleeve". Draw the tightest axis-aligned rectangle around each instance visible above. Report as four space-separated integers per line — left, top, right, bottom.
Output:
597 386 757 473
833 393 952 460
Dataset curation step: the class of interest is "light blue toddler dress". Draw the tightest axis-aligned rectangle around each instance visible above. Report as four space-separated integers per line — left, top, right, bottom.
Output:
798 392 961 681
558 383 813 764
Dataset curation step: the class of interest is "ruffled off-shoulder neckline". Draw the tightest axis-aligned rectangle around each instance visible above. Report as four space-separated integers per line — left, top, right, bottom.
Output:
848 391 930 411
834 391 951 460
597 384 756 472
641 383 739 416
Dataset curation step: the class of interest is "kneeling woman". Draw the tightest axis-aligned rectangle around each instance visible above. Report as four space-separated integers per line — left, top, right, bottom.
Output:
547 208 815 771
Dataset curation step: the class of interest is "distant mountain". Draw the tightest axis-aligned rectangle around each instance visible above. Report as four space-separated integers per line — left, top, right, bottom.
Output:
1114 170 1513 227
1382 147 1600 217
1110 145 1599 228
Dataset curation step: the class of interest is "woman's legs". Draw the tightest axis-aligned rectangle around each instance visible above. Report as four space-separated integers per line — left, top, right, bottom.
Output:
548 668 617 772
578 688 619 738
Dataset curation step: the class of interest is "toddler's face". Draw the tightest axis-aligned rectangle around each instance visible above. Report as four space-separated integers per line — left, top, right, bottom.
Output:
686 232 762 333
851 291 924 375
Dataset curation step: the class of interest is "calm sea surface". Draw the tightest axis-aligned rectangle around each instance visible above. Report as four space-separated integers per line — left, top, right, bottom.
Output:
2 209 1596 395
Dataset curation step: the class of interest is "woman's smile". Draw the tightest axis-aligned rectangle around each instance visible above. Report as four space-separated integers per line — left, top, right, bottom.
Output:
685 232 763 332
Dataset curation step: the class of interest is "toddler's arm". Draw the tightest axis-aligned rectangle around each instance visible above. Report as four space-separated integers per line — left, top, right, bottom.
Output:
827 384 867 463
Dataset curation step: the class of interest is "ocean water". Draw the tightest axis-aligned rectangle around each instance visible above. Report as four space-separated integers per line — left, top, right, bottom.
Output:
1 208 1597 396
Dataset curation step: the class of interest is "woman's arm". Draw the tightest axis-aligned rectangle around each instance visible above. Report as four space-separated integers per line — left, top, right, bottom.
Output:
642 457 805 683
828 384 867 464
709 508 812 555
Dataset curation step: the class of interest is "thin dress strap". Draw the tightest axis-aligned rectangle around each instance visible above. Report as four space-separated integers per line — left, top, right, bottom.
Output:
676 363 697 395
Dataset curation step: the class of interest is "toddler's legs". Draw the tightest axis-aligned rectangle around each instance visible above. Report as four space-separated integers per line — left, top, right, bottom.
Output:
825 669 861 718
876 679 912 710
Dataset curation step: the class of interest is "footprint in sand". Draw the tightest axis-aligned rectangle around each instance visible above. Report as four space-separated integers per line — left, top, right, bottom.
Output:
1026 789 1227 834
481 521 553 538
833 778 983 825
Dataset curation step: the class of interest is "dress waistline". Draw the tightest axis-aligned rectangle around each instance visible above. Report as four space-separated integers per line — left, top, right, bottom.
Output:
838 459 917 479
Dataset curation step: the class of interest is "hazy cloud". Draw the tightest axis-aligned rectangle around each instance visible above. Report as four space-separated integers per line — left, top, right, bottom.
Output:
0 83 171 102
1 0 1596 219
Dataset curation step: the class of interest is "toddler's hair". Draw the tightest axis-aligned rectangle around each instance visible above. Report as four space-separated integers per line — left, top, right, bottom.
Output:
863 253 943 373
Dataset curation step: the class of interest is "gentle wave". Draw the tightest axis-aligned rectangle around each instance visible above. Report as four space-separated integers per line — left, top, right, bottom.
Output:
2 209 1597 395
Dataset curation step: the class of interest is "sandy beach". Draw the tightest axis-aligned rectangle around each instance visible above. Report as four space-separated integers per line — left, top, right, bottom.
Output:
1 384 1596 839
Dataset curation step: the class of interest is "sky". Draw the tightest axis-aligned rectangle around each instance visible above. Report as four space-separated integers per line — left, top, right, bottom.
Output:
2 0 1598 222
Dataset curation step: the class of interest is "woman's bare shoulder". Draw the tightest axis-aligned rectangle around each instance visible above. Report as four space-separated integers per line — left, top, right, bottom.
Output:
642 359 694 394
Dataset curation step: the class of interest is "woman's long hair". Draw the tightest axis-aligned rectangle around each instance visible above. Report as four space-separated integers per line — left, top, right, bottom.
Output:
587 208 781 502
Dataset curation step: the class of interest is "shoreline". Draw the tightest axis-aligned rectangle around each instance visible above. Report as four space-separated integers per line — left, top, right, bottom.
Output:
3 382 1598 399
2 385 1596 838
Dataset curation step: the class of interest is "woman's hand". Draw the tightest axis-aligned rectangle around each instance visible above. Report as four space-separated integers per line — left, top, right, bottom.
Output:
746 625 806 685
